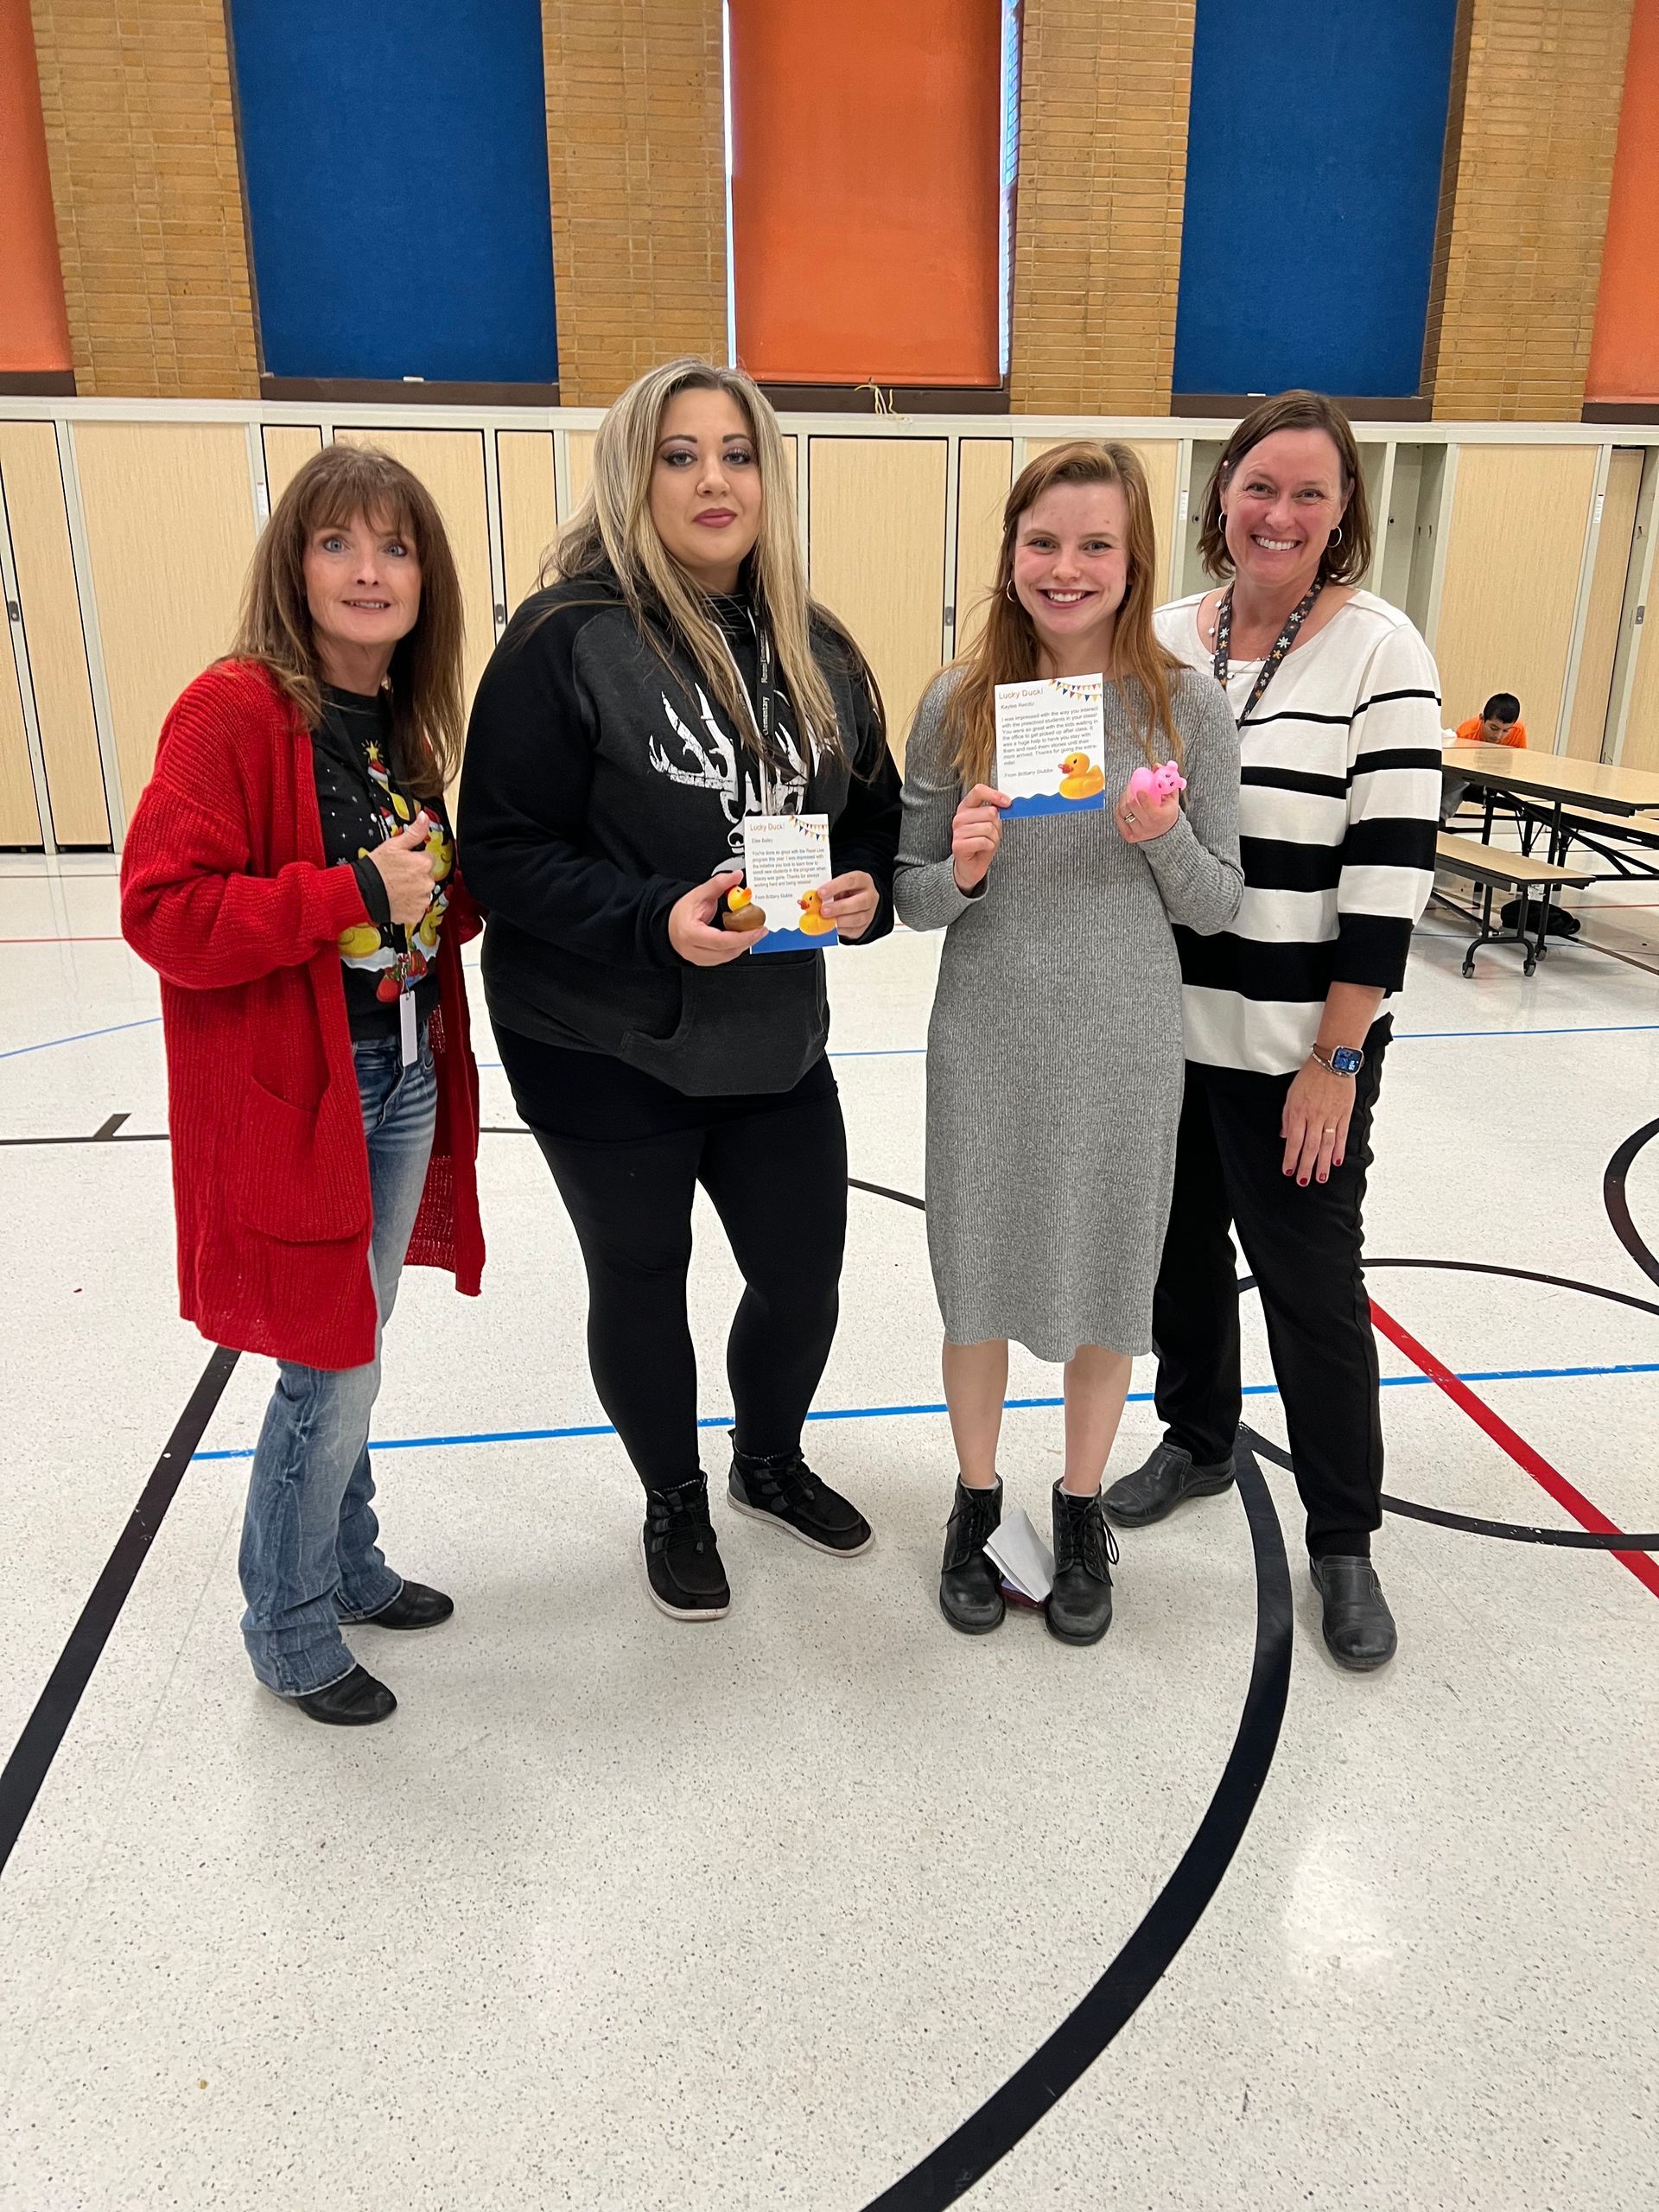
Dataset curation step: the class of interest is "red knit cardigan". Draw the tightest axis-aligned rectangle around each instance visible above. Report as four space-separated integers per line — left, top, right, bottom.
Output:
121 659 485 1371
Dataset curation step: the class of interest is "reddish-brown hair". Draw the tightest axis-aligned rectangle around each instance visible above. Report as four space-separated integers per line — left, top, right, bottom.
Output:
229 442 465 801
943 440 1183 789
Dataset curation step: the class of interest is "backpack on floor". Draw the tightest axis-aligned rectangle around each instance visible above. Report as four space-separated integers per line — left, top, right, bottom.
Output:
1499 896 1581 938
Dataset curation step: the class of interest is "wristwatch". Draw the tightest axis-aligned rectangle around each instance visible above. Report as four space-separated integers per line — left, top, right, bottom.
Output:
1311 1043 1364 1077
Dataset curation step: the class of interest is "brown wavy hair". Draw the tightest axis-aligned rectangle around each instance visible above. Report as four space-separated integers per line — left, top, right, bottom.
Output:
943 440 1183 789
229 442 465 801
1196 390 1372 587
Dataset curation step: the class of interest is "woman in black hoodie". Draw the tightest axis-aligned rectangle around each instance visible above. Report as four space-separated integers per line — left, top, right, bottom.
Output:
461 357 900 1623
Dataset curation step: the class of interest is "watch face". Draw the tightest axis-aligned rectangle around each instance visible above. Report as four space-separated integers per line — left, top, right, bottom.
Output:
1331 1046 1363 1076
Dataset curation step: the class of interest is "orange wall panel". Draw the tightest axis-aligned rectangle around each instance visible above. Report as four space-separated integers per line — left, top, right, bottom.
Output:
729 0 1001 388
0 0 71 375
1587 0 1659 402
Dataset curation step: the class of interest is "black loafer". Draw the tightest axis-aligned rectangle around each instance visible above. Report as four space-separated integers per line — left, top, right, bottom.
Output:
351 1580 454 1631
291 1664 397 1726
1102 1440 1236 1528
1310 1555 1397 1671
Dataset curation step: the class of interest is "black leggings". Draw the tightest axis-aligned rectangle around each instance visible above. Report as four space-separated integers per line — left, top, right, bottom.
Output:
499 1032 848 1492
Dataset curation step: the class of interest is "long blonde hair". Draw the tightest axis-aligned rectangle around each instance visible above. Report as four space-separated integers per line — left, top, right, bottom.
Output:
943 441 1183 790
230 442 465 802
547 357 871 771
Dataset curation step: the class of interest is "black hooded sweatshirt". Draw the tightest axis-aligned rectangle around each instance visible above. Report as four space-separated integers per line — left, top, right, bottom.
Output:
457 573 901 1096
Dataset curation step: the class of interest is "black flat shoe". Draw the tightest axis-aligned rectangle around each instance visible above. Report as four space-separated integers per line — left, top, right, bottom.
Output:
939 1476 1005 1635
1046 1482 1117 1646
1310 1555 1397 1671
1102 1440 1236 1529
352 1580 454 1631
291 1664 397 1726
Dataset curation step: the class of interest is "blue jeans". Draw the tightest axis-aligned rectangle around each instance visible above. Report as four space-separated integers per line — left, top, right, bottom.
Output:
239 1033 437 1695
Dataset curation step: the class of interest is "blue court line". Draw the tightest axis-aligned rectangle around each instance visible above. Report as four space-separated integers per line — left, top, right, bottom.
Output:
190 1356 1659 1462
0 1016 161 1062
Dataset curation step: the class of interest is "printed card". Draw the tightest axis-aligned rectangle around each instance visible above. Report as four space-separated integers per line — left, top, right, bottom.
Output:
993 674 1108 817
740 811 838 953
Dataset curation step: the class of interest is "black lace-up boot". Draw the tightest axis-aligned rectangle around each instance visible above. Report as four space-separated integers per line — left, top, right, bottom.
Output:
939 1477 1005 1635
1046 1481 1118 1645
642 1475 731 1621
728 1437 873 1555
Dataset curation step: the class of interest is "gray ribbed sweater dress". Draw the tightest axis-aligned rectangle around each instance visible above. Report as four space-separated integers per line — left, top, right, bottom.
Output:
894 666 1243 1363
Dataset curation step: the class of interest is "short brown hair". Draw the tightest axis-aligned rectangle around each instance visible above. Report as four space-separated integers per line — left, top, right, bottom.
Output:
230 442 466 801
1196 390 1372 588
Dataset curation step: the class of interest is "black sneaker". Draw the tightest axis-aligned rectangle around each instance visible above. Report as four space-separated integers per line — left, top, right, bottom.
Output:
642 1476 731 1622
728 1438 874 1556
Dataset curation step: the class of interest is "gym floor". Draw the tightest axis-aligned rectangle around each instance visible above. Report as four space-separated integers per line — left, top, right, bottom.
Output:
3 854 1657 2211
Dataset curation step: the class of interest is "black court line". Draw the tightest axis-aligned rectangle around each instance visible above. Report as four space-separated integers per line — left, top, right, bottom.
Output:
1604 1116 1659 1293
0 1343 240 1880
1241 1425 1659 1552
849 1174 927 1213
860 1438 1291 2212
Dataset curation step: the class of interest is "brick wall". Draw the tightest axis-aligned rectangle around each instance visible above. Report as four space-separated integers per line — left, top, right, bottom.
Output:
29 0 258 400
1009 0 1196 416
541 0 728 406
1425 0 1635 421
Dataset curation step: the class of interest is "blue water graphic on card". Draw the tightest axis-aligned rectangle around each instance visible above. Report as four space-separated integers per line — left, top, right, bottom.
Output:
994 674 1109 818
741 811 839 956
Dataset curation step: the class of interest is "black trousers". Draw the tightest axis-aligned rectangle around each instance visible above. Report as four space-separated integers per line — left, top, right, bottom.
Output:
498 1030 848 1493
1151 1032 1389 1557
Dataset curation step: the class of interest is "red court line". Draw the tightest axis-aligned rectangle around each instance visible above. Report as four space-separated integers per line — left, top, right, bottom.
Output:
1370 1296 1659 1601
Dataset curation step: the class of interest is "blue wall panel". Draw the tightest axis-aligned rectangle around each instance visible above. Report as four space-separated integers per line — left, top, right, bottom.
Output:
1173 0 1459 399
229 0 558 383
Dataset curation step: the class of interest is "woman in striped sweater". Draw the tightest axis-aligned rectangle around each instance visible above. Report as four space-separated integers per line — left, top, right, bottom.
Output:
1103 391 1441 1672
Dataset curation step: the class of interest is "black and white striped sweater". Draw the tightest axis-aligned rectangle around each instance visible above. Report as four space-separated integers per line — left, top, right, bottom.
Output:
1155 589 1441 1075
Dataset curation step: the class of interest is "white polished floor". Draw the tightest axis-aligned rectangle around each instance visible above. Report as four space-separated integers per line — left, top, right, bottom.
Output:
3 853 1658 2211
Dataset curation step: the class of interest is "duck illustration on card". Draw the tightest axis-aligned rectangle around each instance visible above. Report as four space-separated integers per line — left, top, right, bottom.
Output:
740 811 838 953
994 674 1108 817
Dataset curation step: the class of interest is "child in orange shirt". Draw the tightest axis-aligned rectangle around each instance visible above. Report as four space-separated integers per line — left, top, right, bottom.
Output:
1443 692 1524 821
1455 692 1526 749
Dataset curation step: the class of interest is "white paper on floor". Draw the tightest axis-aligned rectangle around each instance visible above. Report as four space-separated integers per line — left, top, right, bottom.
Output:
984 1505 1054 1603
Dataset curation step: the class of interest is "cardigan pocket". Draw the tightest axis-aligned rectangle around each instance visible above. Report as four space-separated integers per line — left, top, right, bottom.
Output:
235 1077 371 1243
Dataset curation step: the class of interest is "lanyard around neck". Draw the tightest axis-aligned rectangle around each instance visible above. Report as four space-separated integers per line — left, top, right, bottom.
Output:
719 604 782 815
1212 577 1325 726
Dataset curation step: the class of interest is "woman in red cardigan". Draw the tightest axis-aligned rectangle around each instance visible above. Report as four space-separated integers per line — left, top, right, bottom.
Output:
122 444 484 1728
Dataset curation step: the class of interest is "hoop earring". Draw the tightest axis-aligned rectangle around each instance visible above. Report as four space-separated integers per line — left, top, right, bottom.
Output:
1330 524 1344 547
1005 579 1016 601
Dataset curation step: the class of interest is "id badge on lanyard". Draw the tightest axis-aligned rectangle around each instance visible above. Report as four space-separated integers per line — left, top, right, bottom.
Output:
398 982 417 1066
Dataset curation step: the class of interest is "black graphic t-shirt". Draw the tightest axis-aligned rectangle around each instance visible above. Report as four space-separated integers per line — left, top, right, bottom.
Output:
311 684 452 1040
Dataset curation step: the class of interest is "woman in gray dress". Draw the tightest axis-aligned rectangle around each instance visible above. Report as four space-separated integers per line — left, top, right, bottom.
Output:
894 441 1242 1647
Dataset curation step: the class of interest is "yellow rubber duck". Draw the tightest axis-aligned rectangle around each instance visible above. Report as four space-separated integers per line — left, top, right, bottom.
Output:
1058 752 1105 800
798 889 835 936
